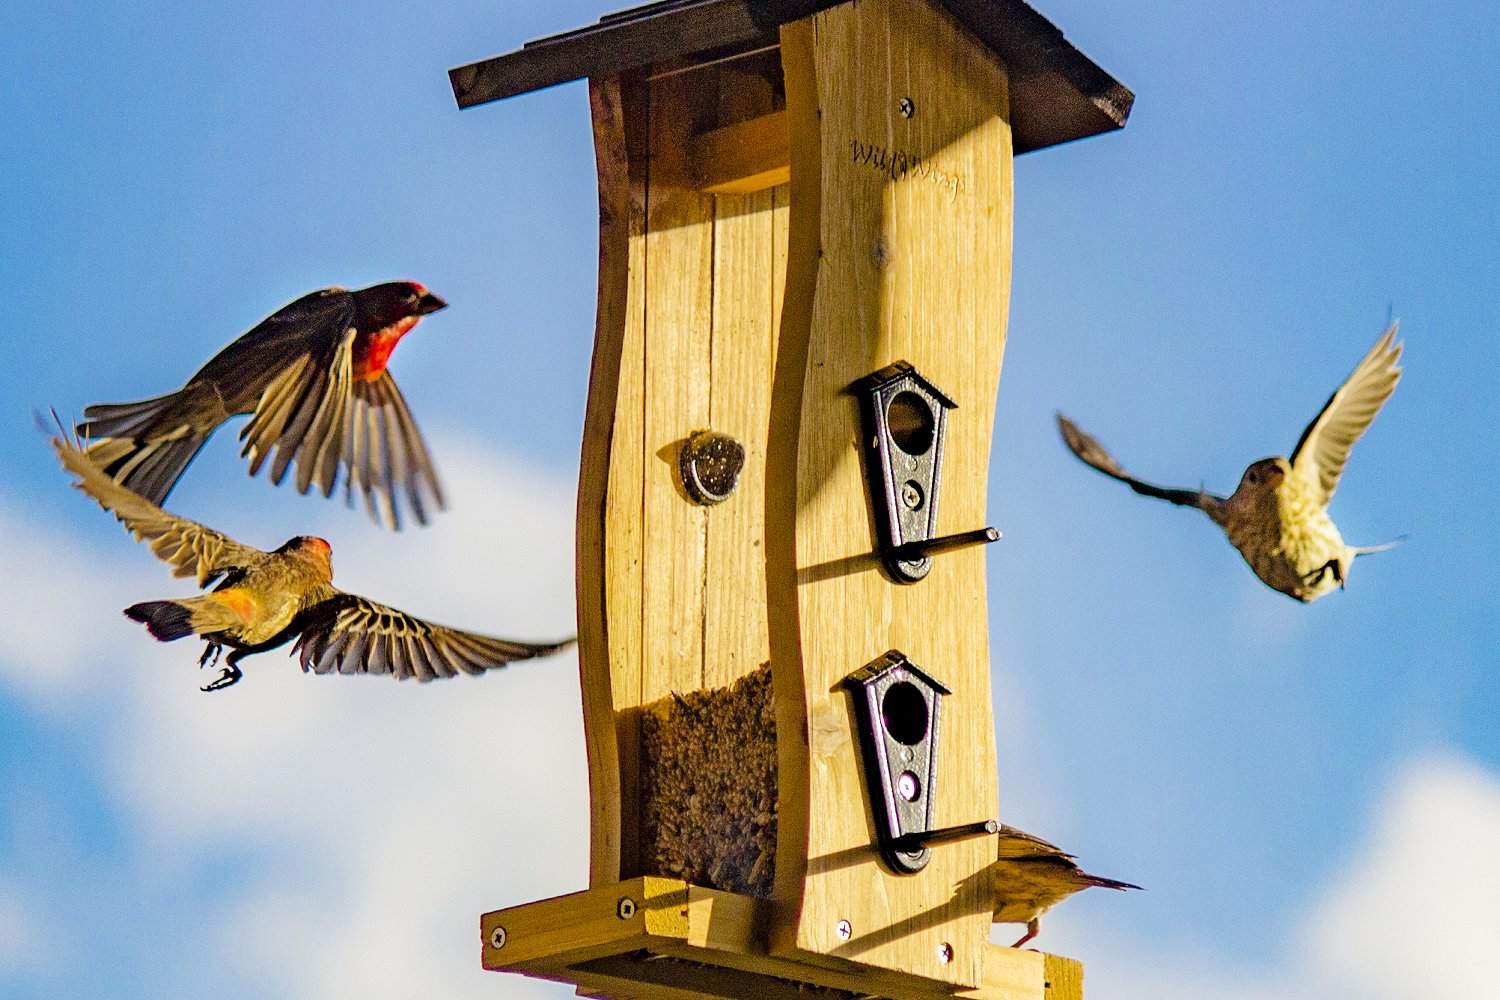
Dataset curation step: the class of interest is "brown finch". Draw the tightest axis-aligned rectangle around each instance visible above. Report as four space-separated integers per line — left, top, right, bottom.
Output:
76 282 447 530
991 824 1140 948
1058 324 1405 602
53 432 572 692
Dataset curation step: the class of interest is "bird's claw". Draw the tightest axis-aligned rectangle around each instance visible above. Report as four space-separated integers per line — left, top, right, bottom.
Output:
200 664 242 692
197 643 223 669
1303 559 1344 589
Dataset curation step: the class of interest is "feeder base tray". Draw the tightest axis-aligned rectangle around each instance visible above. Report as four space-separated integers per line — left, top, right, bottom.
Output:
481 878 1082 1000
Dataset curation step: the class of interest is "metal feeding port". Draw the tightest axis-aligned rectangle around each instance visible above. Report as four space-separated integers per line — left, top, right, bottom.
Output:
853 362 1000 583
844 650 950 873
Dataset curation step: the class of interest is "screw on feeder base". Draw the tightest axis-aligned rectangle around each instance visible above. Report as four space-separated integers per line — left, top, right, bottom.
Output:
936 942 954 964
835 919 852 941
616 896 637 920
488 925 507 950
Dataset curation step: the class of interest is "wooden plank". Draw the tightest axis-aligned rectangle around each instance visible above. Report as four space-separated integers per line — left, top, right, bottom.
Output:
483 877 1056 999
480 877 649 972
693 111 791 193
599 75 652 882
1043 953 1084 1000
702 179 777 687
581 76 634 889
957 947 1046 1000
640 69 715 703
773 0 1014 987
764 14 821 920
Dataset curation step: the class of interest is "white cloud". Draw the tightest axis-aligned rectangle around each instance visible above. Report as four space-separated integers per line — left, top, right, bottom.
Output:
0 879 49 975
2 433 588 998
0 501 160 708
1068 751 1500 1000
1302 752 1500 998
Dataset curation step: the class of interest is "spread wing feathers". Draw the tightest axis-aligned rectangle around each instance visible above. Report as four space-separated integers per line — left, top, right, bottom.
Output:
339 372 445 530
52 431 264 587
238 335 443 531
294 593 574 682
1057 414 1224 511
1290 323 1403 505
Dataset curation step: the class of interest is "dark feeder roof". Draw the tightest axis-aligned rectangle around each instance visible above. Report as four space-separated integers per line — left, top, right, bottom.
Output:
449 0 1133 154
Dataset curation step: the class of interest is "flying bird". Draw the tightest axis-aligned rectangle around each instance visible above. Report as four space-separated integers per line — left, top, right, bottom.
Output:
1057 324 1405 602
76 281 448 529
53 432 573 692
991 824 1140 948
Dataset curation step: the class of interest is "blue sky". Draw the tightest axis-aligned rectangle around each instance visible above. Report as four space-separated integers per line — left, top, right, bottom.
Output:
3 2 1497 998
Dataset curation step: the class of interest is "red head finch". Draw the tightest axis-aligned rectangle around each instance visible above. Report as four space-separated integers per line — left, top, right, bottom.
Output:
53 432 572 692
1058 324 1405 602
991 824 1141 948
76 281 447 530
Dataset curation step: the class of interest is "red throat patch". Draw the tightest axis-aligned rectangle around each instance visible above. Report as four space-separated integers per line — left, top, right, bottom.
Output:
354 316 421 381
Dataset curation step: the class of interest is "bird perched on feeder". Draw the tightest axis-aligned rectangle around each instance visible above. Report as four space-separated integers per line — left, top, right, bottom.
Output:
52 431 573 692
991 824 1140 948
1057 324 1405 602
76 281 448 529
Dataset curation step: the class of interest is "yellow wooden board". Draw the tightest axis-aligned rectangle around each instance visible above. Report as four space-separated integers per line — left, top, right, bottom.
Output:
584 66 794 884
770 0 1014 987
481 879 1071 1000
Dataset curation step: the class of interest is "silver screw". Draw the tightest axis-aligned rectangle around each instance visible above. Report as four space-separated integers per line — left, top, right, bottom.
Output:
489 925 507 950
898 96 915 118
901 481 923 510
937 941 953 963
617 896 638 920
835 919 852 941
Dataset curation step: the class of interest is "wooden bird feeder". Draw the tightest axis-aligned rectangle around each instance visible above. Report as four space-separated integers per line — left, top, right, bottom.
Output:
449 1 1130 997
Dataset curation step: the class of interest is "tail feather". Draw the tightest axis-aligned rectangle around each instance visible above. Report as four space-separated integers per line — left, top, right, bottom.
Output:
1354 535 1407 557
125 601 197 642
1084 873 1143 892
78 393 180 440
77 389 216 505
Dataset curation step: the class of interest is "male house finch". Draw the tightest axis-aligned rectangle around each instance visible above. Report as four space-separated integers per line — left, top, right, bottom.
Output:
77 282 447 529
991 824 1140 948
53 433 572 692
1058 324 1404 602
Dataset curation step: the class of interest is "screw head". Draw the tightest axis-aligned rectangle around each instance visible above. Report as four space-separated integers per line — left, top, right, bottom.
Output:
617 896 638 920
937 941 953 963
489 925 507 950
835 919 852 941
898 96 915 118
900 480 924 510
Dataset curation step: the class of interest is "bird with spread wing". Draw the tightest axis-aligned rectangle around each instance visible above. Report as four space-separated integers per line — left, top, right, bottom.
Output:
991 824 1140 948
76 281 447 529
1058 324 1405 602
53 431 573 692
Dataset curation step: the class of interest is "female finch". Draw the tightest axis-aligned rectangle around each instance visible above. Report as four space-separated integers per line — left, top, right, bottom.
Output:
1058 324 1405 602
53 431 572 692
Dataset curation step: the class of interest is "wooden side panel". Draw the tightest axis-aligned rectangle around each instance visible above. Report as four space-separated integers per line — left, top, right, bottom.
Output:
588 66 791 884
584 76 642 886
773 0 1014 987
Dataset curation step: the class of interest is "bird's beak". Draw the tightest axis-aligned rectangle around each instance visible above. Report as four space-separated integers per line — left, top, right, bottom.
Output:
416 292 447 315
